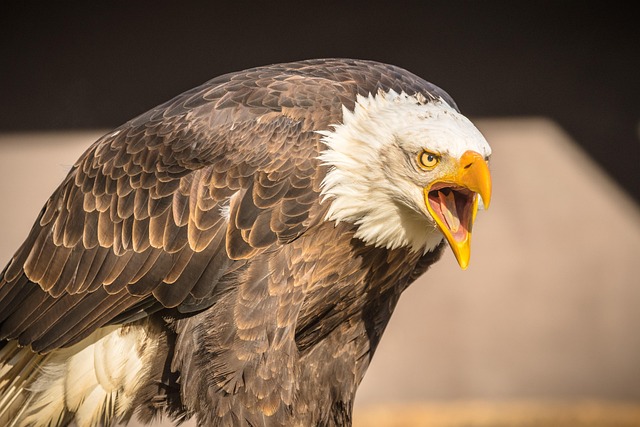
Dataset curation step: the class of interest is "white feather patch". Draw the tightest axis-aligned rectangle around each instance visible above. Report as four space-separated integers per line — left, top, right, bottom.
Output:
17 324 155 427
219 191 240 221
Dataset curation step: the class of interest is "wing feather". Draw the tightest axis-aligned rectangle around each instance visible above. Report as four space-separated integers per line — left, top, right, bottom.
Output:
131 216 152 253
40 246 72 295
34 291 137 351
23 228 57 285
81 247 113 293
0 275 31 323
0 284 49 338
103 248 155 294
126 251 175 297
62 246 97 293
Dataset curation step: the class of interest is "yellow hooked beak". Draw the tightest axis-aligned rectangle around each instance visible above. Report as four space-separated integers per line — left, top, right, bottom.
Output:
424 150 492 270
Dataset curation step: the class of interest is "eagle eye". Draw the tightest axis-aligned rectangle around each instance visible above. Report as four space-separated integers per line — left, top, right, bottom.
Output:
417 150 439 170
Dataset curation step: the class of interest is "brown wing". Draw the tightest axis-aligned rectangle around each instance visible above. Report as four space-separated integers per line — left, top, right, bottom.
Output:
0 59 448 353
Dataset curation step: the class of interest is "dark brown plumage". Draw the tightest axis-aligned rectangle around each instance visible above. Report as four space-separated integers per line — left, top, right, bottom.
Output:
0 58 485 426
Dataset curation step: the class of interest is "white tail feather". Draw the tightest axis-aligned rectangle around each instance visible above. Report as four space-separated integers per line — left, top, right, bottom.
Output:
0 324 154 427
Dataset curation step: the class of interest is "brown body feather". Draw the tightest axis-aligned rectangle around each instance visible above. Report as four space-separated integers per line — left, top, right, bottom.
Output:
0 59 452 426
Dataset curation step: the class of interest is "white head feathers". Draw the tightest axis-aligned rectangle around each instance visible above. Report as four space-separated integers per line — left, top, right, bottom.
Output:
318 89 491 253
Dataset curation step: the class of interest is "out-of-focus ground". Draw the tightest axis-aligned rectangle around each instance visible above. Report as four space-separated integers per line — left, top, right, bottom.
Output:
355 401 640 427
0 119 639 426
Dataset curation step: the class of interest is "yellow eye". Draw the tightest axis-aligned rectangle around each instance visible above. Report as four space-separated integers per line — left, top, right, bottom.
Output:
418 151 439 170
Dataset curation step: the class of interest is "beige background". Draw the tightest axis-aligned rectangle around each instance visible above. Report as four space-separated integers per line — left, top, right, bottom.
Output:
1 119 639 425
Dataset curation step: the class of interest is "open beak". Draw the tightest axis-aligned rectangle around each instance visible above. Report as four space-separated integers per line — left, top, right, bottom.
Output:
424 150 492 270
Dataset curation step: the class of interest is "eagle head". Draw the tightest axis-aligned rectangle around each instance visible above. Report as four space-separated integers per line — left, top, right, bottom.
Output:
319 89 492 269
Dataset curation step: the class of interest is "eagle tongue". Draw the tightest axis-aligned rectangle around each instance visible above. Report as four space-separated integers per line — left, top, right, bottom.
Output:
439 190 461 233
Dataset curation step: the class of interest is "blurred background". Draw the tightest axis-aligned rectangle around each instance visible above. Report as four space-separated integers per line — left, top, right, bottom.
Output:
1 2 639 426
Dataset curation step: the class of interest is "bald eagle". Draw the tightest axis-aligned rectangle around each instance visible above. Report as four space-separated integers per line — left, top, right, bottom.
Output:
0 59 491 426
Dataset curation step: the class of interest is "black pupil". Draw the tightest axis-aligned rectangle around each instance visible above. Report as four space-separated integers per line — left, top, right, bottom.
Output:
425 154 434 163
